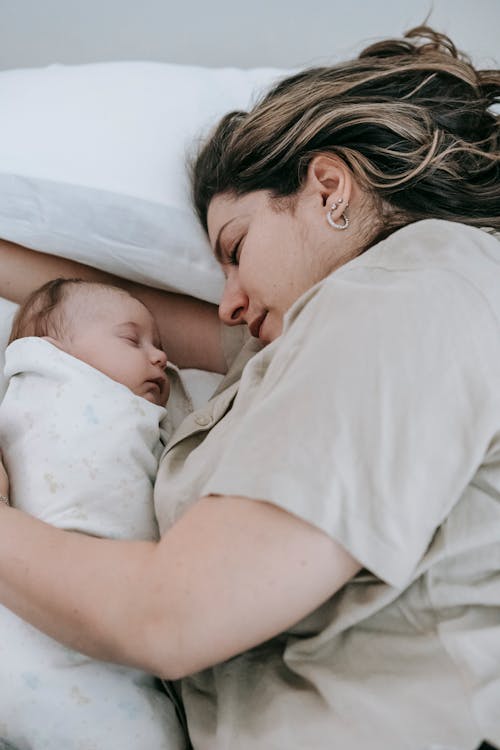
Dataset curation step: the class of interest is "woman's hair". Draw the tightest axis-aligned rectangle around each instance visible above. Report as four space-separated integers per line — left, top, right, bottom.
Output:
8 278 126 344
192 26 500 242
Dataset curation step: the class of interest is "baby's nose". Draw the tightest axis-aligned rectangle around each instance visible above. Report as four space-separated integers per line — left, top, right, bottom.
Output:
153 348 167 368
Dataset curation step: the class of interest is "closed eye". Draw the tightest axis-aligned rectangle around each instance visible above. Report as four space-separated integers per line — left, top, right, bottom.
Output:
229 239 243 266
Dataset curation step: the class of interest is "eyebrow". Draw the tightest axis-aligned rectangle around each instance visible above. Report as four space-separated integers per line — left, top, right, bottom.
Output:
114 321 140 331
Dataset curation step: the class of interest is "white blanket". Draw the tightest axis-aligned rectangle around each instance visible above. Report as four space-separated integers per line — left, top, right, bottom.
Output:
0 337 185 749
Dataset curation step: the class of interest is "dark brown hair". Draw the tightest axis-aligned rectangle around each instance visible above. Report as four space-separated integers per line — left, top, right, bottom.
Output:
192 26 500 244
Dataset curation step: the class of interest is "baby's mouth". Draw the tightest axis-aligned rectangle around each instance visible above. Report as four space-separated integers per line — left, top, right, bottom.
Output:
145 376 169 404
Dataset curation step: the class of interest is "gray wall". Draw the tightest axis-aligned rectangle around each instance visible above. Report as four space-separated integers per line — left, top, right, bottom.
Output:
0 0 498 71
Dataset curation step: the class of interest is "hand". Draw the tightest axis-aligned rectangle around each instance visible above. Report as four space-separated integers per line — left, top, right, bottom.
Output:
0 451 9 503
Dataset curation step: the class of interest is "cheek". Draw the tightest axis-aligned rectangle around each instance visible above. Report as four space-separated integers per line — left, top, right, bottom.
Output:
99 343 137 378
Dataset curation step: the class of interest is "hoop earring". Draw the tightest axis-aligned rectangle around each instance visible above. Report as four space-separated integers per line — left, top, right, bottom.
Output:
327 198 349 230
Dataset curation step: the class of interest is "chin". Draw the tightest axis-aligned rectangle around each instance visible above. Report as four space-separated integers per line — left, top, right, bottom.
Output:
259 314 281 345
143 392 162 406
265 324 282 345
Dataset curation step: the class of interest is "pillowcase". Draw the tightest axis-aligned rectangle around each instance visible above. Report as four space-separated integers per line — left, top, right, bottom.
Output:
0 62 286 303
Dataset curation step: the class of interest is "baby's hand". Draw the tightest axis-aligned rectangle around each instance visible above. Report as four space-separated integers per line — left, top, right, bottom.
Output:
0 451 9 504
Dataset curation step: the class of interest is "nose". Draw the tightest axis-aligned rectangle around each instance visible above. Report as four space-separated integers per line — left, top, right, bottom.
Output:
218 272 248 327
151 346 167 369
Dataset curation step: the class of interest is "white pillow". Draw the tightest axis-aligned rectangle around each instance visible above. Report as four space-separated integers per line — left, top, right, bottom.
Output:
0 62 286 303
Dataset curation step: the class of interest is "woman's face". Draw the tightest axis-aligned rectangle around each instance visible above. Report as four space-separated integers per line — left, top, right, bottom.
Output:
207 189 340 344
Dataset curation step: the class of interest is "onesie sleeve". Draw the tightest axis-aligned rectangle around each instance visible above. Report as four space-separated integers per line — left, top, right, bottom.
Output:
202 266 500 588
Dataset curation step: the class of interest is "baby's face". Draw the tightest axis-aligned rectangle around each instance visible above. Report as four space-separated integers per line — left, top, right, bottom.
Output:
57 291 169 406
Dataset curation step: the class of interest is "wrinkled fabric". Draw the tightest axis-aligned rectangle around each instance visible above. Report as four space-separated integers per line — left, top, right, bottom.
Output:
0 337 186 749
156 221 500 749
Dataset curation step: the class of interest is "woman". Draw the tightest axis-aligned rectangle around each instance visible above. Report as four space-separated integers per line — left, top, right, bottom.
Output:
1 26 500 749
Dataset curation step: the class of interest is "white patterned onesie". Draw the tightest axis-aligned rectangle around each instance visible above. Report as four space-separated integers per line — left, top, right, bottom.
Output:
0 337 186 749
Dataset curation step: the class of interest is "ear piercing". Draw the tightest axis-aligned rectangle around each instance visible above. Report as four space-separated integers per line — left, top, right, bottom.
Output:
327 197 349 230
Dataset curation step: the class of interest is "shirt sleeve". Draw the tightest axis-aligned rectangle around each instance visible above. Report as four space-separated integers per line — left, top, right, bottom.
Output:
202 266 500 588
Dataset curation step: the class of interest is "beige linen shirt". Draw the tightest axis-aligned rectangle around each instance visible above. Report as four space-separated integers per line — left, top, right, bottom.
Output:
155 220 500 750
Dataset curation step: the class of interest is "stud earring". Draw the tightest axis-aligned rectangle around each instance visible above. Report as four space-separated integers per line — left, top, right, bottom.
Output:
326 197 349 230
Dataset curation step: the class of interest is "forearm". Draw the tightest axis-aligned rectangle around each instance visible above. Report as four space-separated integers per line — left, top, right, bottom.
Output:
129 284 226 372
0 238 226 371
0 505 178 675
0 497 360 682
0 238 119 303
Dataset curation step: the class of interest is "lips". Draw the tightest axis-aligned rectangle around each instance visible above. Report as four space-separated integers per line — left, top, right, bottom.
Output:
146 374 169 396
146 377 164 390
249 312 267 340
144 375 170 405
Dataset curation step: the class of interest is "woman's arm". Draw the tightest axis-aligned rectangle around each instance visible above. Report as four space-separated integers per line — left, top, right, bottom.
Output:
0 494 360 680
0 238 226 372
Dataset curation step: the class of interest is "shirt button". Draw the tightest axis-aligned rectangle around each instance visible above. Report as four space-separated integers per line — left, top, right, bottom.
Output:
194 414 212 427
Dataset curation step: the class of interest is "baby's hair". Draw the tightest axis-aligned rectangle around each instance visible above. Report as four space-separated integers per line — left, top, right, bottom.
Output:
8 278 130 344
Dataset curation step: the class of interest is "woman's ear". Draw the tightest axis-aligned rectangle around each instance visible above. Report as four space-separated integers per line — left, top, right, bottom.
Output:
306 154 353 209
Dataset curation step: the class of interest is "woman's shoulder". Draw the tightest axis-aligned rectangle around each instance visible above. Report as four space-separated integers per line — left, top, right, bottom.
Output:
325 219 499 306
356 219 500 322
282 219 500 345
357 219 499 272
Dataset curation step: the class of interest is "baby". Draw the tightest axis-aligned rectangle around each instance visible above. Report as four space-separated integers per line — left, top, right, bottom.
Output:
0 279 189 749
9 276 171 405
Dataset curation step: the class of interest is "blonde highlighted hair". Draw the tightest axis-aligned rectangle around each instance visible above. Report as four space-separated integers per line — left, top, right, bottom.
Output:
192 27 500 243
